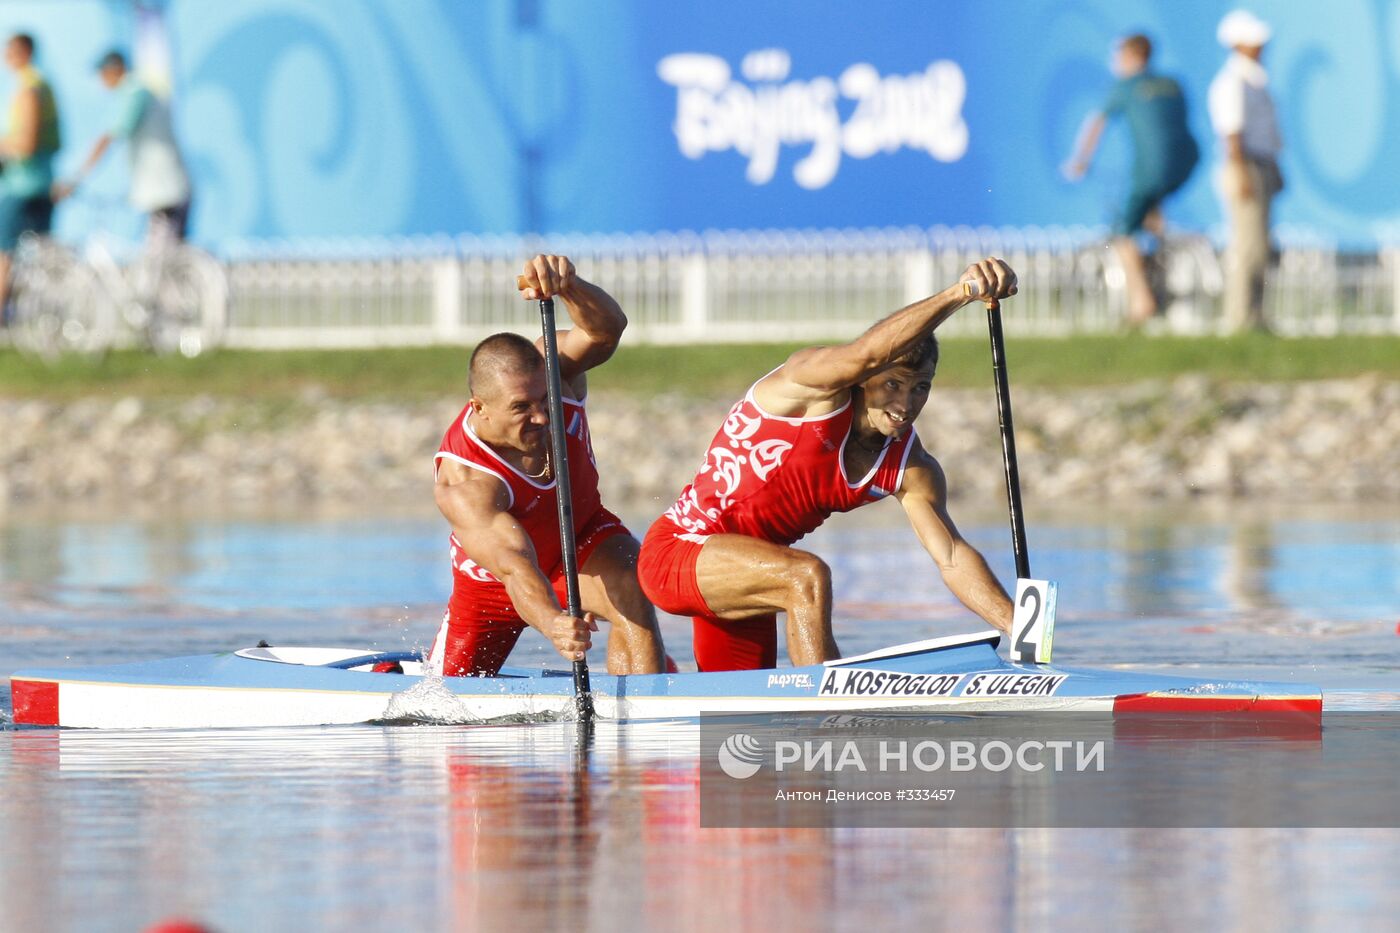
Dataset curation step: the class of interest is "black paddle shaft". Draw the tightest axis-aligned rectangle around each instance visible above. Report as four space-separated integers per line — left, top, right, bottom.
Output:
538 297 595 722
986 301 1031 581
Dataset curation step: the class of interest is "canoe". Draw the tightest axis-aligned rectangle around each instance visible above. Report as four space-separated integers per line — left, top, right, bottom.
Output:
8 631 1322 729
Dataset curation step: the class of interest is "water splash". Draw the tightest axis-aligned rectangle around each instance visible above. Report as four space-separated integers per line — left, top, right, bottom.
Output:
377 672 570 726
379 674 480 724
1169 682 1266 696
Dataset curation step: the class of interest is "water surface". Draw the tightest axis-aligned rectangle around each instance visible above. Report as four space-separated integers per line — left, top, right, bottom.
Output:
2 502 1397 930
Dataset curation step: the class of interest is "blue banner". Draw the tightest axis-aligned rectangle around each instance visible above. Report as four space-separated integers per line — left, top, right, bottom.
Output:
4 0 1396 246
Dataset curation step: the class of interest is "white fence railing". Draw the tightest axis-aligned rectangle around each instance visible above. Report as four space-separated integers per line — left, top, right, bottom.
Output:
218 227 1399 347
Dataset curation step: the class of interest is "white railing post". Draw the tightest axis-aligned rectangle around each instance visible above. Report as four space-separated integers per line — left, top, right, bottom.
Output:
211 228 1397 345
681 252 709 340
1387 247 1400 334
432 256 463 343
902 249 935 305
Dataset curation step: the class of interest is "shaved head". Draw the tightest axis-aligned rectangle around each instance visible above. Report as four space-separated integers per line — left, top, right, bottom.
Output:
469 332 543 400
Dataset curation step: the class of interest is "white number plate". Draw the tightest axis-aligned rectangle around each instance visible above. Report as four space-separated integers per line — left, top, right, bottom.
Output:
1010 579 1056 664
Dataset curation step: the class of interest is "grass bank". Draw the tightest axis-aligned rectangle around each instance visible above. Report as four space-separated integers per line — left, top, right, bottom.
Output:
1 335 1398 401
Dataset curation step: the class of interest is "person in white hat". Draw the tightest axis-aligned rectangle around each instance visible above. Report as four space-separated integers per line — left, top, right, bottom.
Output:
1208 10 1283 333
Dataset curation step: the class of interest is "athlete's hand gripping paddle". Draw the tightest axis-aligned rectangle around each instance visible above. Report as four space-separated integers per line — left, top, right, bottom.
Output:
537 296 595 722
965 276 1057 663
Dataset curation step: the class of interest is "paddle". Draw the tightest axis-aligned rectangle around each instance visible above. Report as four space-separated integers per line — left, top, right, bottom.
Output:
982 292 1031 580
967 278 1057 663
537 296 596 724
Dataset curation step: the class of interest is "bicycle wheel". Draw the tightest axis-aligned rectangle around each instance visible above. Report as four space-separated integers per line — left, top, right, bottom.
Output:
145 246 228 357
9 236 115 361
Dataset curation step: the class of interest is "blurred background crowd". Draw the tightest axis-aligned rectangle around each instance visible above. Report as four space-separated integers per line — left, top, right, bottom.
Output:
0 0 1394 352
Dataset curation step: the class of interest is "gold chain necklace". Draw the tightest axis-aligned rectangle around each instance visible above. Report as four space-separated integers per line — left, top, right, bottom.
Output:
522 448 551 480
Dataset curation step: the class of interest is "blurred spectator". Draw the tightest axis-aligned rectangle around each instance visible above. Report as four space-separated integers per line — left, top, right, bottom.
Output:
1209 10 1282 334
1065 33 1199 326
0 32 61 319
55 50 191 248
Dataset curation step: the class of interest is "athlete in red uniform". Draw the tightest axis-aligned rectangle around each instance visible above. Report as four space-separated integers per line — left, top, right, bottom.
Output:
428 255 665 677
638 258 1020 671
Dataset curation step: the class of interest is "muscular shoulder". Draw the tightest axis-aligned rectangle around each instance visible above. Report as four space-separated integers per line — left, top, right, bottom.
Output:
751 355 850 418
434 456 510 512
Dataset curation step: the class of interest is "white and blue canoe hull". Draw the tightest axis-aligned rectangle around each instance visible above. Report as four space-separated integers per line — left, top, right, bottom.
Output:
10 632 1322 730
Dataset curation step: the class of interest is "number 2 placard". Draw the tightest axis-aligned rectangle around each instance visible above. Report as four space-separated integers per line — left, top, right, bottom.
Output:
1011 579 1056 664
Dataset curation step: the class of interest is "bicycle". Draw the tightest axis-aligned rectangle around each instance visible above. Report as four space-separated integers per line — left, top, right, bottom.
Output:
89 228 228 357
7 218 228 360
8 233 107 360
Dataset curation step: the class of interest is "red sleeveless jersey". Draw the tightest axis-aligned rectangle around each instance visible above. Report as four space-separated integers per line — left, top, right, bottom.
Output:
662 383 918 546
435 397 603 583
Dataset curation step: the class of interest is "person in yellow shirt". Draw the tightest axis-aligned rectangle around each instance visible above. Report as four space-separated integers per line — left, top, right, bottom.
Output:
0 33 61 320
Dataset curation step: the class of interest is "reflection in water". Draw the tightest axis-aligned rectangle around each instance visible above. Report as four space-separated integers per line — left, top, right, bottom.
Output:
0 524 65 589
0 516 447 614
5 507 1395 660
2 506 1398 928
1221 521 1283 614
3 724 1398 930
3 507 1396 638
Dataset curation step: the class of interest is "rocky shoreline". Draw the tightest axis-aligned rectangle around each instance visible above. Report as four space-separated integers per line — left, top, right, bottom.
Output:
1 375 1397 510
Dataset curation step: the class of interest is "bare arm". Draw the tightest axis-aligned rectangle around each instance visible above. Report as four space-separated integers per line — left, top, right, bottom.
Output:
1063 112 1106 179
896 444 1013 633
81 133 113 176
434 459 595 660
1 88 39 160
518 254 627 384
756 258 1017 414
54 134 114 202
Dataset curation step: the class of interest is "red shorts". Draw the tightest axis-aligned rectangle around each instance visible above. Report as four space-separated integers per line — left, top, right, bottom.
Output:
431 509 628 677
638 516 777 673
